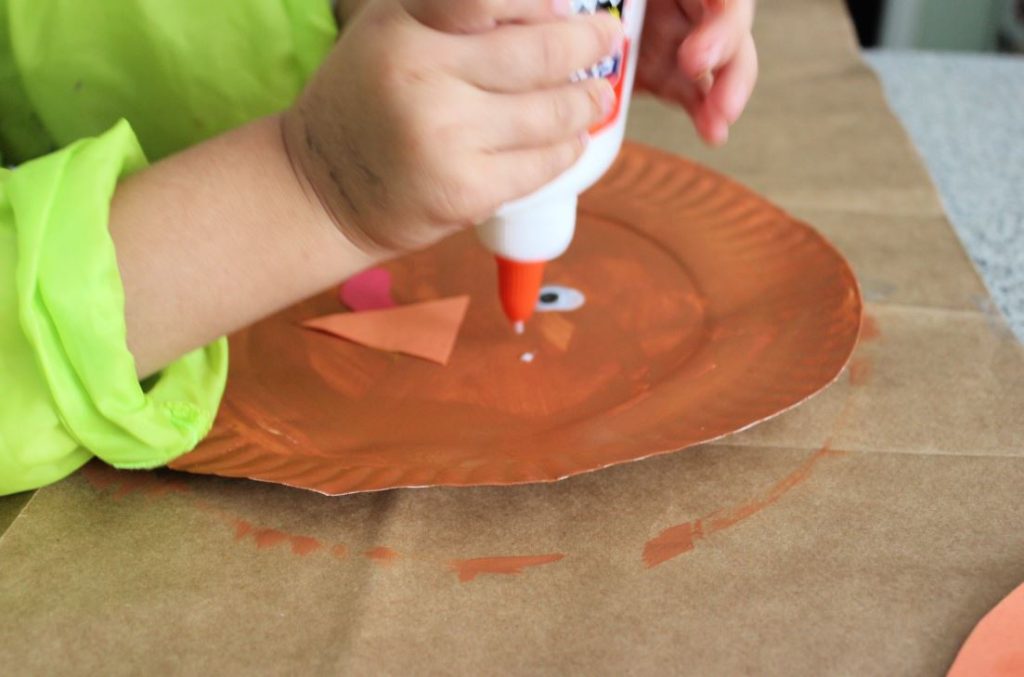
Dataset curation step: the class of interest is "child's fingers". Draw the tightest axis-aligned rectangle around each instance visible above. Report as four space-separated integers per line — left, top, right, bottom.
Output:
457 13 623 92
693 102 729 146
483 79 614 151
705 33 757 124
654 74 724 144
676 0 753 81
658 71 731 146
678 0 706 22
637 4 692 94
655 73 701 116
403 0 572 33
489 138 588 202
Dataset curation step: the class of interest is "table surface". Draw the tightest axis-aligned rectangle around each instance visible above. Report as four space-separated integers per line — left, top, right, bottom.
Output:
1 2 1022 675
866 49 1024 343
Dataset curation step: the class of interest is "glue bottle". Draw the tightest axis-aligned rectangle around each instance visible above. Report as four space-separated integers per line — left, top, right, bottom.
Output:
476 0 647 332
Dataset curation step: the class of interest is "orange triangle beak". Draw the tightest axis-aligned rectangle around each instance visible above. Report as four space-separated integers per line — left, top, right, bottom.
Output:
302 296 470 365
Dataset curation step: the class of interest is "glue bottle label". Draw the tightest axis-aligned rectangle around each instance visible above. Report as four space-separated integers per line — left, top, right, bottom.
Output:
572 0 629 133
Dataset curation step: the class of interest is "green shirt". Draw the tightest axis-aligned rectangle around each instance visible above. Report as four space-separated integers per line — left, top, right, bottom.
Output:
1 0 336 164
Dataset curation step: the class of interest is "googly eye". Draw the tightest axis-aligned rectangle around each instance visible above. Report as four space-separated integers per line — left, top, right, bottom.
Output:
536 285 586 312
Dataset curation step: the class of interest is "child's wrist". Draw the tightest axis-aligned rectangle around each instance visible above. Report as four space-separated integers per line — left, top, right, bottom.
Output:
280 106 409 259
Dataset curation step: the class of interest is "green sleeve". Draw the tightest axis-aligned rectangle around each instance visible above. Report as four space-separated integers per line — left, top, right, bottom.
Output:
5 0 336 162
0 1 54 164
0 1 337 494
0 1 338 493
0 120 228 495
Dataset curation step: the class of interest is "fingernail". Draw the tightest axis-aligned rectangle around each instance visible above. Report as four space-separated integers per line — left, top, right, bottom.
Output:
703 0 727 12
695 71 714 96
552 0 573 17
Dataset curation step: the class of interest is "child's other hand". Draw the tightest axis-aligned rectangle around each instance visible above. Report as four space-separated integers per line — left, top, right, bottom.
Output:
285 0 623 253
637 0 757 146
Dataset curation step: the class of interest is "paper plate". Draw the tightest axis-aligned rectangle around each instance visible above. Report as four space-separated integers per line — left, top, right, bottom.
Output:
171 143 862 494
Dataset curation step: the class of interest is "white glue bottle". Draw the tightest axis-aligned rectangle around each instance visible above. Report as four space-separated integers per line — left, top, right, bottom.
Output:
476 0 647 333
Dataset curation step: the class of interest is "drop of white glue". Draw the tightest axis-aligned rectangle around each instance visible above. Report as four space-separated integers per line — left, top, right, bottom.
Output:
520 352 535 363
513 321 525 335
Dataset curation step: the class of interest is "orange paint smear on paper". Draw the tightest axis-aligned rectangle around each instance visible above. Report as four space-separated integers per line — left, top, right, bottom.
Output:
290 536 323 556
643 445 842 568
234 519 254 540
82 464 353 565
239 524 322 555
364 547 400 565
640 522 704 568
253 528 289 549
860 313 881 342
848 358 872 386
450 554 566 582
193 503 325 557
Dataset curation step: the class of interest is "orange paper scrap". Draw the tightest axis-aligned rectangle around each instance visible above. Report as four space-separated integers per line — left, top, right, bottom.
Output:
302 296 470 365
948 582 1024 677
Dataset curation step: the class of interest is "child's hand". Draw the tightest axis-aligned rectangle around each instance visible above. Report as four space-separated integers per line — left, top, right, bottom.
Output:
285 0 623 253
637 0 757 145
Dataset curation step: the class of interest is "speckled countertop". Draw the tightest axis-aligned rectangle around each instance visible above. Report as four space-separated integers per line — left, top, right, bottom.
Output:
864 49 1024 343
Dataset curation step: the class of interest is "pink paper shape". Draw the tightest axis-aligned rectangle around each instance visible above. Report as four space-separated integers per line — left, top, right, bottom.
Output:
303 296 470 365
339 267 396 311
948 582 1024 677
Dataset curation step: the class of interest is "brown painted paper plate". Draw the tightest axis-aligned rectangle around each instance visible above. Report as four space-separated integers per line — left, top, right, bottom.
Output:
171 142 862 494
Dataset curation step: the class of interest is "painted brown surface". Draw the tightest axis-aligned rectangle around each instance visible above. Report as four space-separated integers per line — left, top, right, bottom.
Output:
171 142 862 495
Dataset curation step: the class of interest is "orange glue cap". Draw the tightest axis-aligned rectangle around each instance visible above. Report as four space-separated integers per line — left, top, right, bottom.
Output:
496 257 545 333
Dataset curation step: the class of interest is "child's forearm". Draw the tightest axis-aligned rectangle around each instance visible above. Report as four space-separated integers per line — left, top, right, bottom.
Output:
110 115 381 378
